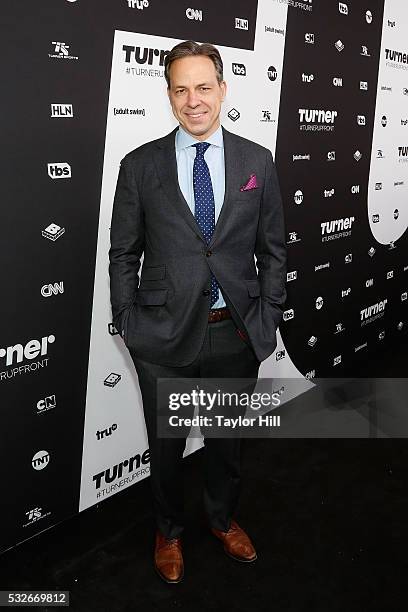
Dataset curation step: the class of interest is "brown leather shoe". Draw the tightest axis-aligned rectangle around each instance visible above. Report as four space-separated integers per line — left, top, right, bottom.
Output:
211 519 257 562
154 531 184 583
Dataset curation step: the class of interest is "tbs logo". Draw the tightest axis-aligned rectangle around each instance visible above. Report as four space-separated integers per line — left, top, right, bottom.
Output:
232 63 246 76
47 163 71 179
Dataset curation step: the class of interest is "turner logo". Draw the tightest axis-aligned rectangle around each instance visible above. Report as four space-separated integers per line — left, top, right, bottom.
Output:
41 282 64 297
385 49 408 66
32 450 50 471
398 146 408 161
122 45 169 66
47 163 71 179
232 63 246 76
361 299 387 325
0 334 56 367
298 108 337 132
321 216 354 241
93 450 150 493
51 104 73 117
186 7 202 20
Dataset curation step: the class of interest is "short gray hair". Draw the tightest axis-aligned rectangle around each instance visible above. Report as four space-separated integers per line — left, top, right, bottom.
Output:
164 40 223 88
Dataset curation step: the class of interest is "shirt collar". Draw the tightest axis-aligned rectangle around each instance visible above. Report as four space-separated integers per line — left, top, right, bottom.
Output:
175 123 224 152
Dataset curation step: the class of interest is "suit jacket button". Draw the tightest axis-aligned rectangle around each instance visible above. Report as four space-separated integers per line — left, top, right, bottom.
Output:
206 250 212 257
202 289 210 296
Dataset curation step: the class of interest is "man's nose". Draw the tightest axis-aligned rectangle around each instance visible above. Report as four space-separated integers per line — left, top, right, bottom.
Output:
186 90 200 106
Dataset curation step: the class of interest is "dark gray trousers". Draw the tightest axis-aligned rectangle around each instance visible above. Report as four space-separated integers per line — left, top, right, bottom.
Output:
129 317 260 539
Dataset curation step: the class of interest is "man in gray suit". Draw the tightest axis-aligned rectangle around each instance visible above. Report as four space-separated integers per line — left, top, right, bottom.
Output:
109 40 287 583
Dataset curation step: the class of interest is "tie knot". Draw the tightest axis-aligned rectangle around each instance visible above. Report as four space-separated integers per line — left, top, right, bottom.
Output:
193 141 211 157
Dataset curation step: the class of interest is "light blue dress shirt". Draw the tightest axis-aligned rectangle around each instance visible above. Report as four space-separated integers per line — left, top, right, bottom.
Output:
175 124 226 309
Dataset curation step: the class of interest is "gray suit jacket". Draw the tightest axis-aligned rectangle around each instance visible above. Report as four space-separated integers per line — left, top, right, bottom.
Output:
108 125 287 366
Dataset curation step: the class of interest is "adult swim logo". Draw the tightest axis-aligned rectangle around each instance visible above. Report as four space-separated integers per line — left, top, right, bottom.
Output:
321 216 354 241
93 449 150 498
385 48 408 71
122 45 169 77
0 334 56 381
49 42 78 60
298 108 338 132
361 299 387 326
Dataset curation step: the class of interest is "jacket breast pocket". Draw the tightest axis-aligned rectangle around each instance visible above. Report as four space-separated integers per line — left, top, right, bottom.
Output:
135 288 168 306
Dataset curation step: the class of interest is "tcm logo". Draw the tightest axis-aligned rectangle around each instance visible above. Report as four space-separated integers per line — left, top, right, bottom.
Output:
324 188 335 198
186 7 202 20
122 45 169 66
41 282 64 297
51 104 73 117
351 185 360 194
338 2 348 14
127 0 149 8
361 299 388 323
0 335 55 367
232 63 246 76
93 450 150 489
333 77 343 87
96 423 118 440
32 450 50 471
302 73 314 83
37 394 56 414
235 17 248 30
47 163 71 179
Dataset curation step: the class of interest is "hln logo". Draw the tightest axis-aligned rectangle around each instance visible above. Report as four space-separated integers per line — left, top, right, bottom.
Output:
186 8 202 21
235 17 248 30
51 104 73 117
41 282 64 297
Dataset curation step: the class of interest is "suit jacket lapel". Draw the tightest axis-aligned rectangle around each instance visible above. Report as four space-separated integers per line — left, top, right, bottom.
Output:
153 124 243 247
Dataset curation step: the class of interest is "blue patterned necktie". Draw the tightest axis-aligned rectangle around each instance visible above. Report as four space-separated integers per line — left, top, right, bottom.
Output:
192 141 219 307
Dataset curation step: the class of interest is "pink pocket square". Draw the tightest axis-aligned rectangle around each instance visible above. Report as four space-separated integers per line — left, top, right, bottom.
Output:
240 173 258 191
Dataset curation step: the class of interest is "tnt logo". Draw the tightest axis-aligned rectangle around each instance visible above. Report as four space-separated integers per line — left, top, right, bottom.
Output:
32 450 50 471
186 7 202 20
47 163 71 179
232 63 246 76
37 395 56 414
235 17 248 30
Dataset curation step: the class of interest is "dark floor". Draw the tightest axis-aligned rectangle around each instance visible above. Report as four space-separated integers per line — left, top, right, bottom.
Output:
1 340 406 611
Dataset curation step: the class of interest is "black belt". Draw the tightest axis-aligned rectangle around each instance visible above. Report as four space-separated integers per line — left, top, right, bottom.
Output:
208 307 232 323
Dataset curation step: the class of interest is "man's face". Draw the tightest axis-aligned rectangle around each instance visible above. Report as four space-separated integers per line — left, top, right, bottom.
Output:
167 55 226 141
